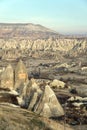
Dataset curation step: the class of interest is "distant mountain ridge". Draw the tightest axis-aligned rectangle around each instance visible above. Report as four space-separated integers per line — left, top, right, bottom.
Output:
0 23 60 39
0 23 54 32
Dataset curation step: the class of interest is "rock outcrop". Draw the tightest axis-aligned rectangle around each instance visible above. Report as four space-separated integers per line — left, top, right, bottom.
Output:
1 64 14 90
15 77 64 118
0 61 64 121
19 78 42 109
36 85 64 117
50 79 65 89
0 60 28 91
15 60 28 89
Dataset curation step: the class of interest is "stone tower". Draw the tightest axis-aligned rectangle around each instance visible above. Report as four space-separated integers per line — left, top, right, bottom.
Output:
1 64 14 90
15 60 28 89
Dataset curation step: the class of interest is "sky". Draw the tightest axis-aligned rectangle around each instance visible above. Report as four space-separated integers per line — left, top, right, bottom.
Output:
0 0 87 34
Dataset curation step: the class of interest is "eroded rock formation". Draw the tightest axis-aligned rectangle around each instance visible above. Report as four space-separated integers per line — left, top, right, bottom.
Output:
0 60 64 119
1 64 14 90
15 59 28 89
36 85 64 117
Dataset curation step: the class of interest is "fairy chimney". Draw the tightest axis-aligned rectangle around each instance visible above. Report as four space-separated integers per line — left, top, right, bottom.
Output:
15 60 28 89
1 64 14 90
36 85 64 117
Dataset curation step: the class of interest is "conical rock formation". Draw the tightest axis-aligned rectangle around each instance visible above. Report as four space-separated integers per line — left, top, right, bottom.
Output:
1 64 14 90
36 85 64 117
15 60 28 89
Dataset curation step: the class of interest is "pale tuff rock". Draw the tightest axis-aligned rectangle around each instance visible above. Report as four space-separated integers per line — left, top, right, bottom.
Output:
50 79 65 88
67 96 87 108
36 85 64 117
15 59 28 89
16 81 30 108
0 67 5 74
0 61 65 119
15 78 42 108
81 66 87 71
9 90 19 96
0 38 82 53
30 78 39 90
22 79 37 108
68 96 83 101
17 96 25 107
42 103 51 117
28 92 38 110
30 78 42 94
16 83 28 107
72 102 83 107
24 78 42 96
1 64 14 90
54 63 70 69
20 78 42 108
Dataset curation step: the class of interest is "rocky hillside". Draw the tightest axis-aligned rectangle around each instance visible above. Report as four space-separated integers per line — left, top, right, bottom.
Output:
0 60 87 130
67 40 87 57
0 60 74 130
0 23 87 130
0 38 87 61
0 23 87 58
0 23 60 39
0 105 73 130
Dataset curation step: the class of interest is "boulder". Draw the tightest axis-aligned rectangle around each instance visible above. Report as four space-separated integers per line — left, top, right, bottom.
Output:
67 96 87 108
50 79 65 88
68 96 83 101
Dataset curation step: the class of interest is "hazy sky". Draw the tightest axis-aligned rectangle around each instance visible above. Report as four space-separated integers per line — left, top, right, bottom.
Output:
0 0 87 34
